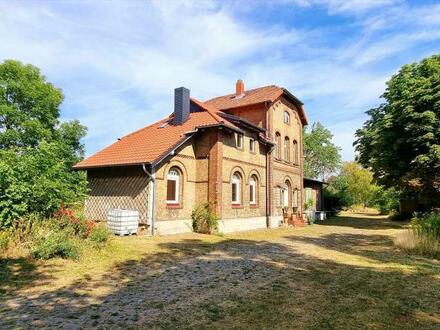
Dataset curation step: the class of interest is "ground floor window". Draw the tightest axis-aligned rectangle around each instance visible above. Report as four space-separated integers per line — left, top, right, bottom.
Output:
167 167 180 204
232 173 241 205
249 175 257 205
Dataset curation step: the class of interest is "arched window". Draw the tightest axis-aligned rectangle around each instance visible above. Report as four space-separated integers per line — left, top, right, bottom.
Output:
231 172 242 205
167 167 181 204
249 175 258 205
284 111 290 124
292 188 299 208
292 140 298 164
275 133 281 159
284 137 290 162
283 180 292 207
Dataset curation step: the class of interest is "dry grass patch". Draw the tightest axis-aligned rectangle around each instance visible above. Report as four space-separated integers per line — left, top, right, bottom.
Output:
1 214 439 329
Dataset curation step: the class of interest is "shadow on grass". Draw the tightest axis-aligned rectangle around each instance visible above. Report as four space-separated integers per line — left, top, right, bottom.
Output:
0 257 57 297
1 218 439 329
317 214 408 230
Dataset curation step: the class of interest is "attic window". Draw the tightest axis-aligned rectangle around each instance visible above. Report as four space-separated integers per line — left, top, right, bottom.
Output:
284 111 290 124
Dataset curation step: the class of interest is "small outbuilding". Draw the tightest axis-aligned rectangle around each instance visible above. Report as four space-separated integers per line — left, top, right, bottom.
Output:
303 177 327 212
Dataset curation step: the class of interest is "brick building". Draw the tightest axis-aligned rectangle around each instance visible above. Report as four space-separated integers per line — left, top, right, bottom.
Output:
74 80 308 235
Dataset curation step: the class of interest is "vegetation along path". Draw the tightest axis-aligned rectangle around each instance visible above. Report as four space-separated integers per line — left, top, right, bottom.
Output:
1 213 439 329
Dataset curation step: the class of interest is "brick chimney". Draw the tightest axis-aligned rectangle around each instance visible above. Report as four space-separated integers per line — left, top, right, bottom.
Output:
174 86 190 125
236 79 244 97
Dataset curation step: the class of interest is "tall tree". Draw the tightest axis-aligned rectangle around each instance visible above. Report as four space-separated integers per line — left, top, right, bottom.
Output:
0 60 87 228
304 122 341 180
355 55 440 207
326 162 377 208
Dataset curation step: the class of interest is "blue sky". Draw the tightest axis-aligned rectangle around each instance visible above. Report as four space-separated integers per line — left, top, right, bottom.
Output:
1 0 439 160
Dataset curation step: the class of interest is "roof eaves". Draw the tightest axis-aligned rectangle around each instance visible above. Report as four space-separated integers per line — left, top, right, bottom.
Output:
73 161 151 170
304 177 328 185
152 130 197 167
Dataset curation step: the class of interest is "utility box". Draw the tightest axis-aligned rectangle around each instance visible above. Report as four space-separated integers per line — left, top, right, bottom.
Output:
107 209 139 236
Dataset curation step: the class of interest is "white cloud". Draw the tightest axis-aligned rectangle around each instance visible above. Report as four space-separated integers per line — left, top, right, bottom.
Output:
0 0 438 160
278 0 400 14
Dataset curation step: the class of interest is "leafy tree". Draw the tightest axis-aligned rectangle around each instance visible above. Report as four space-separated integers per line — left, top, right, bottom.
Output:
372 187 400 215
355 55 440 207
326 162 377 208
303 122 341 180
0 60 87 228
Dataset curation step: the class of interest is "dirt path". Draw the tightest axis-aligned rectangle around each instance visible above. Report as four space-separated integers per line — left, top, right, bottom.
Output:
1 213 439 329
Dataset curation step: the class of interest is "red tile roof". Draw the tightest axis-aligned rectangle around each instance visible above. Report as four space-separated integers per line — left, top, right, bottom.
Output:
205 85 307 125
74 99 239 169
205 85 284 110
74 85 306 169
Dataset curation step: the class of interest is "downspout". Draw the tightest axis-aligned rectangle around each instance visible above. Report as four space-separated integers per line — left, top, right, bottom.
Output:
142 163 156 236
264 101 272 228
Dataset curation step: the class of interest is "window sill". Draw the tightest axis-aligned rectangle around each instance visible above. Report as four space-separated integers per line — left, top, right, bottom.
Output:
250 204 259 208
231 204 243 209
166 203 182 209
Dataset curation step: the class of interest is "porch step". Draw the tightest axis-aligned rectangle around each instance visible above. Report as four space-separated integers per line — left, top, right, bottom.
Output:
293 220 305 227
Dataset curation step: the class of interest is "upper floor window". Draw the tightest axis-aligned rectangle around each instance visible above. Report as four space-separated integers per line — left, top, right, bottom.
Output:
284 137 290 162
275 133 281 159
249 175 258 205
250 138 255 152
167 167 181 204
237 134 243 149
292 140 298 164
231 172 242 205
284 111 290 124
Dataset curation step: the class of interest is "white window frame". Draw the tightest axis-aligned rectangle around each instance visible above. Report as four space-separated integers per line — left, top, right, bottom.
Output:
249 177 257 205
292 189 298 208
166 169 180 204
231 174 241 204
237 134 243 149
250 138 255 152
284 111 290 124
282 187 289 207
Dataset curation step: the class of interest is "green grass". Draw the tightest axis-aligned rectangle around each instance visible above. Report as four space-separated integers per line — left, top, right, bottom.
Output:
1 213 439 329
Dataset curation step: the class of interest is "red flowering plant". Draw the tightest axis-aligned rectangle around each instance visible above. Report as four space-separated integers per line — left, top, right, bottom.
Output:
53 204 95 238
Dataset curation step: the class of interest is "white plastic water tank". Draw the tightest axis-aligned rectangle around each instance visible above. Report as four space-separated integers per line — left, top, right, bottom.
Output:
107 209 139 236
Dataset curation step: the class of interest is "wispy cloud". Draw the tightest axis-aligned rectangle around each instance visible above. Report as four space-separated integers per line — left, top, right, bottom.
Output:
0 0 439 161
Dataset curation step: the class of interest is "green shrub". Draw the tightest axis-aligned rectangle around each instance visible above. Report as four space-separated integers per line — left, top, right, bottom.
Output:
0 231 10 251
192 203 218 234
395 212 440 259
88 223 111 246
304 198 314 211
31 226 80 260
372 187 400 215
411 212 440 240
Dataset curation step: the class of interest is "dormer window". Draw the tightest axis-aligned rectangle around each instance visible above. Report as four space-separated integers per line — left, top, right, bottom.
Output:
237 134 243 149
284 111 290 124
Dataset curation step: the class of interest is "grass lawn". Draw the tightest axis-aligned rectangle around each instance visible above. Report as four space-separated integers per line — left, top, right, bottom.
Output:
1 213 439 329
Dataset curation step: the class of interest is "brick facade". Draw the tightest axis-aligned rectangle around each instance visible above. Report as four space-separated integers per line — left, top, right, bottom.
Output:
83 91 306 234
